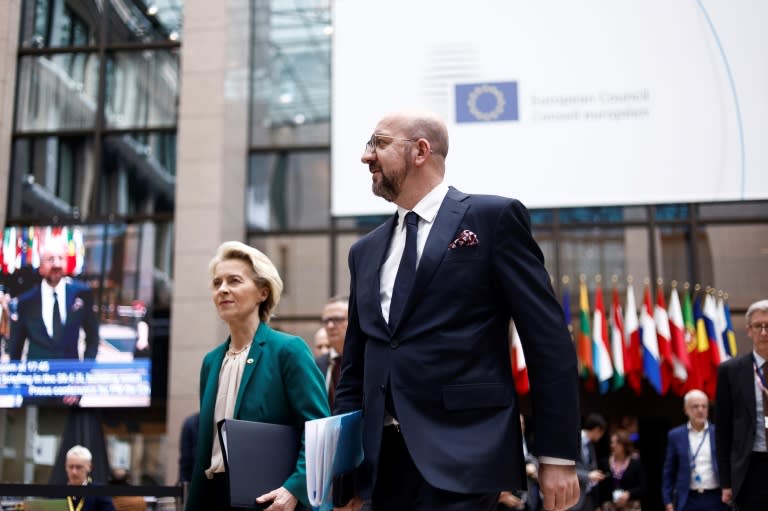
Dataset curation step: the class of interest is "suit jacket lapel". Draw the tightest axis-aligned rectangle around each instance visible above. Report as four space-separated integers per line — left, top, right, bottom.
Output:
392 188 468 334
363 214 397 334
741 355 757 422
234 323 267 418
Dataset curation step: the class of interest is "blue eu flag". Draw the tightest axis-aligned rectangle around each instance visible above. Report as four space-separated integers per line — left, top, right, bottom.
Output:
455 81 518 123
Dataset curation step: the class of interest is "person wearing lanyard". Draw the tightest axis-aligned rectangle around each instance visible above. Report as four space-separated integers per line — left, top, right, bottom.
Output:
662 389 726 511
65 445 115 511
716 298 768 511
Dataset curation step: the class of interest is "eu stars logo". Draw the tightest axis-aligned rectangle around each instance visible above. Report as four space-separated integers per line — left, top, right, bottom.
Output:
455 81 518 123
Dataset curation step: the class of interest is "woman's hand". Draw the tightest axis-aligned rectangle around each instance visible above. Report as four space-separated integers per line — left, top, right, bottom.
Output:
255 486 298 511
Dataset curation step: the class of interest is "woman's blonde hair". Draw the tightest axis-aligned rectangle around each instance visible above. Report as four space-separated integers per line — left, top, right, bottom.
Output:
208 241 283 323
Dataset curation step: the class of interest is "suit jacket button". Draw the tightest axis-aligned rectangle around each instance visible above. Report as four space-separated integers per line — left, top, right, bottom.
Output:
379 385 386 393
390 340 400 349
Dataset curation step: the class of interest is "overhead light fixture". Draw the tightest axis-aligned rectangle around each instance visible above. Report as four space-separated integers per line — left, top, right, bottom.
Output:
147 5 159 16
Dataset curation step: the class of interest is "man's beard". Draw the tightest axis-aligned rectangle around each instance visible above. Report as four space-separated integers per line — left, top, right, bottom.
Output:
372 158 409 202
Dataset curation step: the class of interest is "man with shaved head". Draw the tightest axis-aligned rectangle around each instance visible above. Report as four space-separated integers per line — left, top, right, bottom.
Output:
333 111 580 511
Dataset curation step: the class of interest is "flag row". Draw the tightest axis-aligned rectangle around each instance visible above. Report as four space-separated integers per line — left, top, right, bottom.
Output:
0 226 85 276
510 280 736 399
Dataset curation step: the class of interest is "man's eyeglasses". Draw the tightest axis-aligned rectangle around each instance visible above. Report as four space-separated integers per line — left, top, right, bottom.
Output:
364 134 417 153
749 323 768 333
322 316 347 325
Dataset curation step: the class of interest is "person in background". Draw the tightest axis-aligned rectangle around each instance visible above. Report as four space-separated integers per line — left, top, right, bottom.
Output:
599 430 644 511
65 445 116 511
312 327 330 358
332 110 579 511
178 412 199 484
186 241 329 511
569 414 607 511
110 468 147 511
314 296 348 409
662 389 725 511
9 236 99 361
498 415 541 511
715 298 768 511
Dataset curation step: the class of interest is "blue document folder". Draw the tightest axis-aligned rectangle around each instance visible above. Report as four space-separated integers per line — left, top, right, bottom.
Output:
305 410 364 511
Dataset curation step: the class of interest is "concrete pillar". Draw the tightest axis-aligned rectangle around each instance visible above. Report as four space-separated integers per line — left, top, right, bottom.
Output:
164 0 251 484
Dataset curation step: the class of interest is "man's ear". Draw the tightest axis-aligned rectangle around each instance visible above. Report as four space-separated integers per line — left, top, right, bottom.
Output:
413 139 432 164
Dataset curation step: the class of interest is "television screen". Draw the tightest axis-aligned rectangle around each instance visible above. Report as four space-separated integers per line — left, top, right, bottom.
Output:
0 223 159 407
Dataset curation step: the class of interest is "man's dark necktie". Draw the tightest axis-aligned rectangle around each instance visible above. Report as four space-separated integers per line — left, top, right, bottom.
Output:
389 211 418 329
328 354 342 409
52 291 63 341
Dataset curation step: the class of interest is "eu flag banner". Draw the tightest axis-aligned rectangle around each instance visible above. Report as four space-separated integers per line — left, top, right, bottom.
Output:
455 81 518 123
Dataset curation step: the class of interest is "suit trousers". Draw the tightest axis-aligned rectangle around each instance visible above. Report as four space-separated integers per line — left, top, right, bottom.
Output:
372 426 499 511
735 452 768 511
681 489 726 511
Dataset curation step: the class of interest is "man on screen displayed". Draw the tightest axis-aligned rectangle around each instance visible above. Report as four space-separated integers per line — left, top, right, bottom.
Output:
8 237 100 361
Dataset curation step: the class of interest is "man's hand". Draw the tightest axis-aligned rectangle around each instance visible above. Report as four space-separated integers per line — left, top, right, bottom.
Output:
538 463 579 511
721 488 732 505
498 491 525 510
333 496 364 511
255 486 298 511
665 503 674 511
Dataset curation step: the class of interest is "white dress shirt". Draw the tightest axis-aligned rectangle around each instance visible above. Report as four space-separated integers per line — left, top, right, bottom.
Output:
379 182 448 323
41 280 67 338
687 420 718 490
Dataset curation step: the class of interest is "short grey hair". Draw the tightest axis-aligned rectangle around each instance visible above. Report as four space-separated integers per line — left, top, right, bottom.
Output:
746 299 768 324
66 445 92 462
209 241 284 323
683 389 708 407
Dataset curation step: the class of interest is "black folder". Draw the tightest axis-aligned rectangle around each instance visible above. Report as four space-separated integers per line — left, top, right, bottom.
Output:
217 418 300 509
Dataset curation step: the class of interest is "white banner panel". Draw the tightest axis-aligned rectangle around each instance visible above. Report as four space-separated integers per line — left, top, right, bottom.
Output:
331 0 768 216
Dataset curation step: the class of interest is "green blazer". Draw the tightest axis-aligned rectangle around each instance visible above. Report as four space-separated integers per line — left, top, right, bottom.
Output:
186 322 330 510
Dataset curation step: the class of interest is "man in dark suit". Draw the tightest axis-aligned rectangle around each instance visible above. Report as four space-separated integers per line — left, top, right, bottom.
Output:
716 299 768 511
663 389 726 511
8 237 100 361
333 111 580 511
65 444 116 511
569 414 606 511
315 296 349 409
178 412 199 484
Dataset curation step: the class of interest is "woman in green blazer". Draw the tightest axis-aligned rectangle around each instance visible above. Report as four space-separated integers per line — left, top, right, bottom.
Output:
186 241 330 511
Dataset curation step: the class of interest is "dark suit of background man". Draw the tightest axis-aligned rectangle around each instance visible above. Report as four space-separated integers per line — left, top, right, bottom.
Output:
663 389 726 511
9 237 99 361
568 414 606 511
333 110 581 511
315 296 349 409
716 299 768 511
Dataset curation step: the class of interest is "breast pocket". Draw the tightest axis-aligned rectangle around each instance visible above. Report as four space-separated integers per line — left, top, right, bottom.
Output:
442 246 481 263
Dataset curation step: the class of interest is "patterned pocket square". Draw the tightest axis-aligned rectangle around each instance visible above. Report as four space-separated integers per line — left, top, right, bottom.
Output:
449 229 479 249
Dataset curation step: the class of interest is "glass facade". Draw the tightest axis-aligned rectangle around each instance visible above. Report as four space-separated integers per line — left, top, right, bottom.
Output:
4 0 181 488
10 1 181 223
